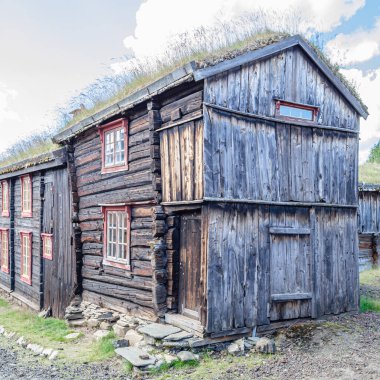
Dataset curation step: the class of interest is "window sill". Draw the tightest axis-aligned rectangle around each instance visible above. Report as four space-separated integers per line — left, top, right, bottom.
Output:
103 258 131 270
20 275 32 286
1 267 9 274
43 254 53 261
101 164 129 175
21 212 33 218
1 212 9 217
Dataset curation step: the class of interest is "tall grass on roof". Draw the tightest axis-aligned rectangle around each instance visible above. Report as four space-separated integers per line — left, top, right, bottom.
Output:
0 129 59 168
59 9 313 129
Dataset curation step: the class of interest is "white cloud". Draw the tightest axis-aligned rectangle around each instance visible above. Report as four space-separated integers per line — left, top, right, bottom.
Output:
341 68 380 163
123 0 365 60
326 19 380 65
0 82 21 123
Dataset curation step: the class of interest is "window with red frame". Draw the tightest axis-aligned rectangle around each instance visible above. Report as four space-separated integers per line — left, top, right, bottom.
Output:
99 118 128 174
102 206 131 269
0 228 9 273
41 233 53 260
1 181 9 217
275 100 319 122
21 175 32 217
20 231 32 285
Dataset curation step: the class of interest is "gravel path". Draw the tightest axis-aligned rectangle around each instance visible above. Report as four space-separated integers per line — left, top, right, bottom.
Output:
0 338 130 380
209 312 380 380
1 312 379 379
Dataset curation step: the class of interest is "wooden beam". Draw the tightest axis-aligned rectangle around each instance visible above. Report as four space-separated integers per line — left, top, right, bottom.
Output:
203 197 358 209
269 227 311 235
204 102 359 134
271 293 312 301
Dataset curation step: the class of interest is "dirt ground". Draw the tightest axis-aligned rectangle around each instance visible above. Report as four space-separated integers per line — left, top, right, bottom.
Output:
0 270 379 380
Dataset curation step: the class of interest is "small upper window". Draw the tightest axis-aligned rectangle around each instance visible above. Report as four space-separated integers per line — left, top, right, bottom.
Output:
275 100 318 122
41 233 53 260
21 175 32 218
102 205 131 270
99 119 128 174
0 228 9 274
1 181 9 217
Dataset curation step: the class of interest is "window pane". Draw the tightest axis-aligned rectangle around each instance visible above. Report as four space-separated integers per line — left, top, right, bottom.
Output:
279 105 313 121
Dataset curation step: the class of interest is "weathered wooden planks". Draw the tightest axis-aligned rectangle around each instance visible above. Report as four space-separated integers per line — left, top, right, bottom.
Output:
203 107 357 205
204 46 360 131
205 204 359 333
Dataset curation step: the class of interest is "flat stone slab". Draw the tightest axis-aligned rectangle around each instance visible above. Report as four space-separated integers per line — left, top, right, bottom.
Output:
163 331 193 341
115 347 156 367
138 323 181 339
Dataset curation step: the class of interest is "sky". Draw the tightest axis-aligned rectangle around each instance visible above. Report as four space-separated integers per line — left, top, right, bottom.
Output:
0 0 379 163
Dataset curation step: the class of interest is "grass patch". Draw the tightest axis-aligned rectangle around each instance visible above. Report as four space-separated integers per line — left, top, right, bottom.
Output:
87 331 117 361
360 267 380 287
0 299 71 347
150 359 199 376
360 297 380 313
359 162 380 184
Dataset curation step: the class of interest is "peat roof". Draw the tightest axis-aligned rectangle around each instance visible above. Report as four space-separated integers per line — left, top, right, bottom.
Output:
53 34 368 144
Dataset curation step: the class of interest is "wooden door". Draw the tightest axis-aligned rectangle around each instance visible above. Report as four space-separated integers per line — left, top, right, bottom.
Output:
269 227 312 321
178 212 202 320
42 170 76 318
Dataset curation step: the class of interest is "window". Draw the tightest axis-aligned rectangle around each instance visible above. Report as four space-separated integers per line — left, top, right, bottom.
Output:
41 233 53 260
275 100 319 122
21 175 32 217
102 206 131 269
1 181 9 217
0 228 9 274
20 231 32 285
99 118 128 173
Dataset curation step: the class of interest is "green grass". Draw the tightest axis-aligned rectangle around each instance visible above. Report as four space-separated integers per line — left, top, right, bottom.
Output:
360 267 380 287
359 162 380 184
0 299 71 347
87 332 117 361
150 359 199 376
360 297 380 313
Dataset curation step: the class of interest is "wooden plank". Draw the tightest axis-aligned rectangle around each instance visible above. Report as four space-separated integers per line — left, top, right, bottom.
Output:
271 292 312 301
269 227 310 235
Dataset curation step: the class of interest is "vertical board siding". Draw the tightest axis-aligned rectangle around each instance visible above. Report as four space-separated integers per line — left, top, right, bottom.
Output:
13 174 41 306
42 169 75 318
160 120 204 202
358 190 380 270
204 47 359 131
204 107 357 204
205 204 358 333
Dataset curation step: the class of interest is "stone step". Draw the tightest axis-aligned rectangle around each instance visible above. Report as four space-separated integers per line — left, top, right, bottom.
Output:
138 323 181 339
115 347 157 367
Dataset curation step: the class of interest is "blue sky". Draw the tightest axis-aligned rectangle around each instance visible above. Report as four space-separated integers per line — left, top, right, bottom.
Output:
0 0 379 162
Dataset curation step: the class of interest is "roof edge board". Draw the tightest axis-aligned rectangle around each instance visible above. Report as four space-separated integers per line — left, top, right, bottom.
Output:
0 147 68 179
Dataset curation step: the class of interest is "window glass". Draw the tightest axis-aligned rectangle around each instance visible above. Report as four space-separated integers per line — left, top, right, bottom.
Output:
2 182 9 215
279 105 314 121
106 210 129 263
1 230 8 271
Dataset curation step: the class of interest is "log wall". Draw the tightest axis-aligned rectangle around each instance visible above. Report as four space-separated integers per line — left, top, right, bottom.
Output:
0 180 12 290
13 174 42 307
73 108 158 319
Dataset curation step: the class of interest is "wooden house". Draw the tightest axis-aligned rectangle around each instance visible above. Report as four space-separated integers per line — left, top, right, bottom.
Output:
358 184 380 270
44 35 367 336
0 148 77 317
